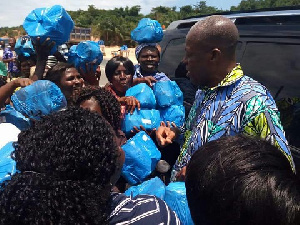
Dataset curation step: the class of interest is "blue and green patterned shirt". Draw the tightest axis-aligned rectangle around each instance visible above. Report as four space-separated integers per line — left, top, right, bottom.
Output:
172 65 294 179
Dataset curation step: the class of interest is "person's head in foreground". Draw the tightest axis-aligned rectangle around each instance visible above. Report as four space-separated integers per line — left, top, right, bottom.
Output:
184 15 239 88
105 56 135 96
45 62 84 103
135 43 161 75
185 135 300 225
75 86 121 131
0 107 124 224
0 172 106 224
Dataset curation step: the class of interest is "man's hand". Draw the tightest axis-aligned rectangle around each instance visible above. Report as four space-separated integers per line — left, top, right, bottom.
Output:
119 96 141 114
131 125 156 138
156 121 180 147
175 166 187 181
133 76 157 87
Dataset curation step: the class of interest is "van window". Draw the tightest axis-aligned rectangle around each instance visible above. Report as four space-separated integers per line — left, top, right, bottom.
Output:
160 38 185 77
241 41 300 148
241 42 300 98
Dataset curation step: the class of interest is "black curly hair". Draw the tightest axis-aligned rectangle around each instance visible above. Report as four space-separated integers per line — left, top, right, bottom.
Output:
13 107 119 184
75 86 121 131
0 172 108 224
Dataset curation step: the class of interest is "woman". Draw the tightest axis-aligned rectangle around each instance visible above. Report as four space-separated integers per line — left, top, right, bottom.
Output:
45 62 84 104
105 56 140 115
0 108 181 224
76 86 127 146
133 43 170 86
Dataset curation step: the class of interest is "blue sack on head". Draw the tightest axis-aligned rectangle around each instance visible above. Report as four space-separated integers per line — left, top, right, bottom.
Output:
11 80 67 120
15 36 35 57
160 105 185 127
0 105 31 131
23 5 74 53
121 131 161 185
67 41 103 73
165 182 194 225
126 83 156 109
0 142 17 184
131 18 163 43
122 109 161 135
125 177 166 199
154 81 183 107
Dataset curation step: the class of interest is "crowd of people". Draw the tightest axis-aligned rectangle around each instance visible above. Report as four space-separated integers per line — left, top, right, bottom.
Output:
0 14 299 224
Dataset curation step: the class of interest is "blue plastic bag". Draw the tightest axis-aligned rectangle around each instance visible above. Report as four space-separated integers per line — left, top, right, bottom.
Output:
160 105 185 127
154 81 183 107
23 5 74 53
0 105 31 131
125 177 166 199
120 45 128 51
0 142 17 184
122 109 161 135
131 18 163 43
15 36 35 57
121 131 161 185
126 83 156 109
67 41 103 73
165 182 194 225
11 80 67 120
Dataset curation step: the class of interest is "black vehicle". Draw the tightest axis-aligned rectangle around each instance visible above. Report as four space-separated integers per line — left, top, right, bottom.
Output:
158 7 300 169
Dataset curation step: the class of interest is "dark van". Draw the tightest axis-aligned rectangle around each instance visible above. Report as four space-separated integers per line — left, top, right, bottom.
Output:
158 7 300 169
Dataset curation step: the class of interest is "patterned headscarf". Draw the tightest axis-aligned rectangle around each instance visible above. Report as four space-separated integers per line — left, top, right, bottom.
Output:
135 43 161 60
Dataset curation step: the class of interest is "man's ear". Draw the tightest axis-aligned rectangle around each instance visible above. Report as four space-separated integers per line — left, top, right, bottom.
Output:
210 48 221 61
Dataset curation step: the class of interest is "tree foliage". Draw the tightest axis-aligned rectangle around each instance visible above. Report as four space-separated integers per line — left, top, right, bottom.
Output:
0 0 298 46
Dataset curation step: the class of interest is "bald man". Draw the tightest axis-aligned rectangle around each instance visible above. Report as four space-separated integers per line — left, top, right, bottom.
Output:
156 15 294 181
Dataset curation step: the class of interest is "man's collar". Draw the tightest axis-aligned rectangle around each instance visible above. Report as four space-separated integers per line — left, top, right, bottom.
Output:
208 64 243 90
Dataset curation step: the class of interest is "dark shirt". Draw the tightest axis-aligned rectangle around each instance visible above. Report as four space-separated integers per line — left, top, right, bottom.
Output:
109 193 181 225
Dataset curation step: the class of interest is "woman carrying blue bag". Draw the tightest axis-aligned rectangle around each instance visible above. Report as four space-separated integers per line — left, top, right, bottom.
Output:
131 18 170 87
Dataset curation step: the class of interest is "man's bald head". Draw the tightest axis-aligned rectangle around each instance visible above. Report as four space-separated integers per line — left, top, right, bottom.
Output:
187 15 239 58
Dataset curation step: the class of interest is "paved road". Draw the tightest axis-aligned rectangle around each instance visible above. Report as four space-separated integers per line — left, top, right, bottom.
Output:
99 58 109 87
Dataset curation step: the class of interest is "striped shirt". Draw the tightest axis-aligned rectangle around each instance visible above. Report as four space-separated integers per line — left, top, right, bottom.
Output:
109 193 181 225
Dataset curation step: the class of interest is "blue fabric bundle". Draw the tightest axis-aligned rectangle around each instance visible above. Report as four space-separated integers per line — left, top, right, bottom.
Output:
121 131 161 185
0 142 17 184
98 40 105 45
15 36 35 57
11 80 67 120
165 182 194 225
160 105 185 127
0 105 31 131
125 83 156 109
67 41 103 73
153 81 183 107
152 81 185 127
23 5 74 52
125 177 166 199
131 18 163 43
122 109 161 135
120 45 128 51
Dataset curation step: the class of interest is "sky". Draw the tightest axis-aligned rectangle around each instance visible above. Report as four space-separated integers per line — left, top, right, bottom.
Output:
0 0 242 27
